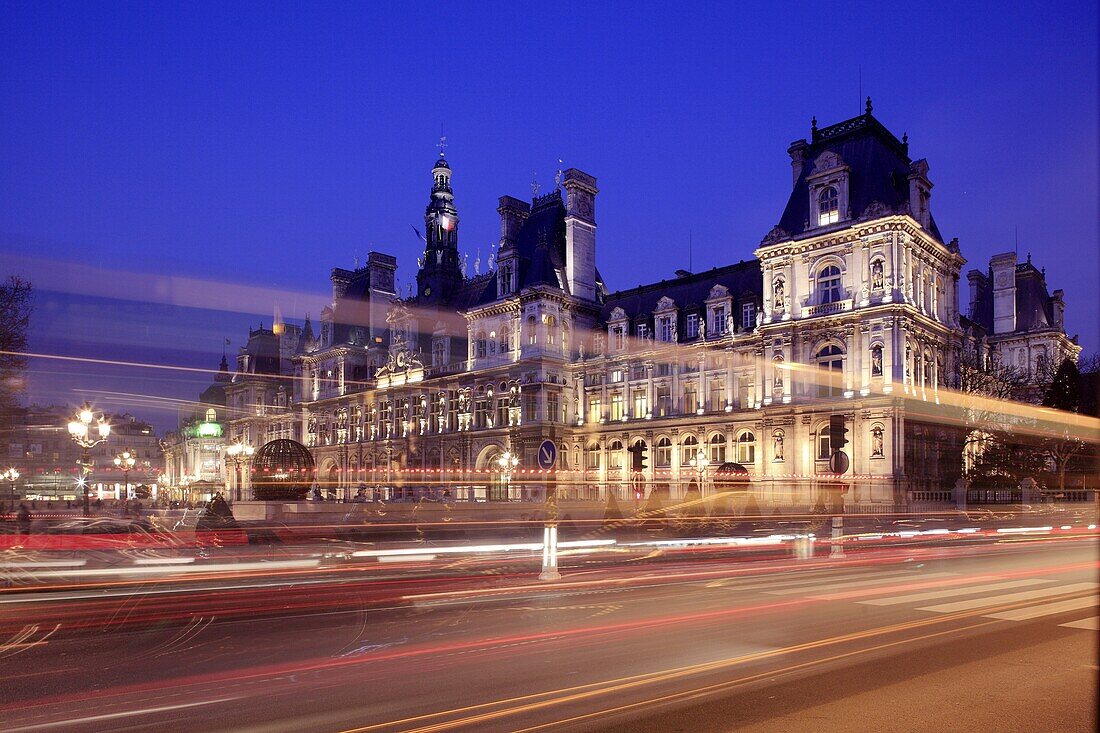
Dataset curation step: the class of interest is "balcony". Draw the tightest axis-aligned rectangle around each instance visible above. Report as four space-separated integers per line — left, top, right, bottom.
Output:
801 298 853 318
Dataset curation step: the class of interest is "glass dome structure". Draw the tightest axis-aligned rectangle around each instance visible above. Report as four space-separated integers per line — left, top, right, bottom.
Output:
250 439 316 500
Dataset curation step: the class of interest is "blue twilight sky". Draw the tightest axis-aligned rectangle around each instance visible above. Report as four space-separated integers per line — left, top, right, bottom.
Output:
1 1 1097 432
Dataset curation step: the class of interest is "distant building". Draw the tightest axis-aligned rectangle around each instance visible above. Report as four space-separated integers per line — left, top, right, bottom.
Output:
222 102 1080 509
160 355 232 502
2 404 159 502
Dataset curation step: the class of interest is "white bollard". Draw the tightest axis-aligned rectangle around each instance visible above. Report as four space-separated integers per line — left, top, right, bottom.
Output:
539 523 561 581
830 516 845 559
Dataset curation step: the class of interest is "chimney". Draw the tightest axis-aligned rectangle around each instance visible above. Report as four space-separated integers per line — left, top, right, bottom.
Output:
1051 289 1065 329
331 268 352 302
563 168 598 302
907 159 933 230
966 269 988 319
787 139 808 187
497 196 530 250
990 252 1017 335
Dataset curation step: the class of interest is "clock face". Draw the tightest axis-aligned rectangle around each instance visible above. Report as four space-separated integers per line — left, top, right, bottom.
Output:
579 196 593 217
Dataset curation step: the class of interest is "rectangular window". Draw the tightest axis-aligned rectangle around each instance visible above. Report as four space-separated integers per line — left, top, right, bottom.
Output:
712 306 726 335
658 316 674 342
637 323 649 340
523 395 537 422
739 378 753 408
632 389 648 419
708 378 724 411
683 383 698 414
547 392 560 424
588 397 602 423
656 362 672 377
742 302 756 330
613 327 624 351
655 441 671 468
610 392 624 421
685 313 698 339
631 365 646 380
586 446 600 469
609 446 623 470
610 369 624 383
656 385 672 416
817 432 831 460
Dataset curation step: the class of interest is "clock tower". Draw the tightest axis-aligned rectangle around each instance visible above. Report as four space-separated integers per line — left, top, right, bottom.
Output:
417 141 464 304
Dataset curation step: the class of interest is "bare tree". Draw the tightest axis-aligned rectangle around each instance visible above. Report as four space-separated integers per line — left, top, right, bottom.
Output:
0 276 33 417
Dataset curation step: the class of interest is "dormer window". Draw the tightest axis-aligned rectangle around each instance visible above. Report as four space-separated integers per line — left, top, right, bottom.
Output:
818 187 839 225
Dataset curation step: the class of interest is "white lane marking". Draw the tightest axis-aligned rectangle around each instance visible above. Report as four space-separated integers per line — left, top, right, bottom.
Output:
132 557 195 565
918 582 1099 613
857 579 1054 606
0 560 87 568
1060 616 1100 630
1 558 321 579
3 696 240 732
352 539 615 558
766 572 958 596
984 595 1098 621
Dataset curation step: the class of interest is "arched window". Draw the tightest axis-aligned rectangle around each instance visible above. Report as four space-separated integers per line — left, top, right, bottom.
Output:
815 423 832 460
205 408 216 422
816 344 845 397
708 433 727 463
608 440 624 470
736 431 755 464
586 442 601 470
818 265 843 304
680 435 699 466
818 186 839 225
545 315 557 345
527 316 537 346
655 437 672 468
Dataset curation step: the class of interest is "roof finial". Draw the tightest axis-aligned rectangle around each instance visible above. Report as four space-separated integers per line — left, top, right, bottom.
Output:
1027 251 1032 264
531 171 540 197
902 131 908 145
554 159 563 190
865 96 873 115
811 115 818 134
437 133 447 158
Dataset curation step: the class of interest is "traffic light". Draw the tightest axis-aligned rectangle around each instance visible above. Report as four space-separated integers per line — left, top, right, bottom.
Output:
829 414 849 452
628 442 648 472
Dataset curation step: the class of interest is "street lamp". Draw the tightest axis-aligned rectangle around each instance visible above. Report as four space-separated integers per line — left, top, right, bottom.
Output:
226 440 254 502
688 449 710 495
67 402 111 516
113 449 137 499
2 467 19 512
496 450 519 500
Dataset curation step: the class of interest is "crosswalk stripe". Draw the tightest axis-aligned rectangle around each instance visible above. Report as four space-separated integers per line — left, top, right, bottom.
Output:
1060 616 1099 630
985 595 1098 621
858 579 1054 606
766 572 958 596
918 582 1099 613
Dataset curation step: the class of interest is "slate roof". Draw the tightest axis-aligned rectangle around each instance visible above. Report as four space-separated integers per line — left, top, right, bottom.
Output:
775 111 944 243
967 259 1057 335
601 260 763 335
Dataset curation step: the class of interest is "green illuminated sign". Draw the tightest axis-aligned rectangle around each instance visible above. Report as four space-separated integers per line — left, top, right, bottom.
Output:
195 422 223 438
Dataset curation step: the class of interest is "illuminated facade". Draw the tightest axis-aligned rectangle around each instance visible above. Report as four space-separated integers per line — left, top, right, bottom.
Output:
225 104 1078 509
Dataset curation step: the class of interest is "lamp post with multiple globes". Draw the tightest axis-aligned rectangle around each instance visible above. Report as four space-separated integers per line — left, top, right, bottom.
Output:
2 467 19 512
226 440 254 502
67 403 111 516
113 449 137 499
496 450 519 501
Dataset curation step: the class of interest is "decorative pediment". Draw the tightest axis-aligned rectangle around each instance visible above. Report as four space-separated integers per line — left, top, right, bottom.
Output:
608 306 628 321
812 150 844 173
654 296 677 313
706 284 730 301
761 225 791 246
859 199 892 221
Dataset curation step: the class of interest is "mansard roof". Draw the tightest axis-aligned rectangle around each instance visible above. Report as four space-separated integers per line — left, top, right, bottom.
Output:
512 190 569 292
968 257 1058 335
601 260 763 323
776 108 945 243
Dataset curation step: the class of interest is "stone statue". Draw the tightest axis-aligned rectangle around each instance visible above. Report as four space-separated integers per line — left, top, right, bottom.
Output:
773 432 784 461
773 278 785 305
726 313 735 335
871 427 884 457
871 260 884 290
872 346 883 377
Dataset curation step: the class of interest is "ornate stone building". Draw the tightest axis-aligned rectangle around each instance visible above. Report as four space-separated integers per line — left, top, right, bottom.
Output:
223 103 1079 509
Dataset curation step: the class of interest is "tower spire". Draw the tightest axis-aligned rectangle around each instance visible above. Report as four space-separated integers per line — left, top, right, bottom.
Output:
418 142 462 302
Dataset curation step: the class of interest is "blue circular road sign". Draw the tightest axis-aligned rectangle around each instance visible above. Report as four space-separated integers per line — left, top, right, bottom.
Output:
536 440 557 470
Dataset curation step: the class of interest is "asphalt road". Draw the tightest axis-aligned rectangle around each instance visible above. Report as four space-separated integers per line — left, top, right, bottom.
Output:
1 536 1096 732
